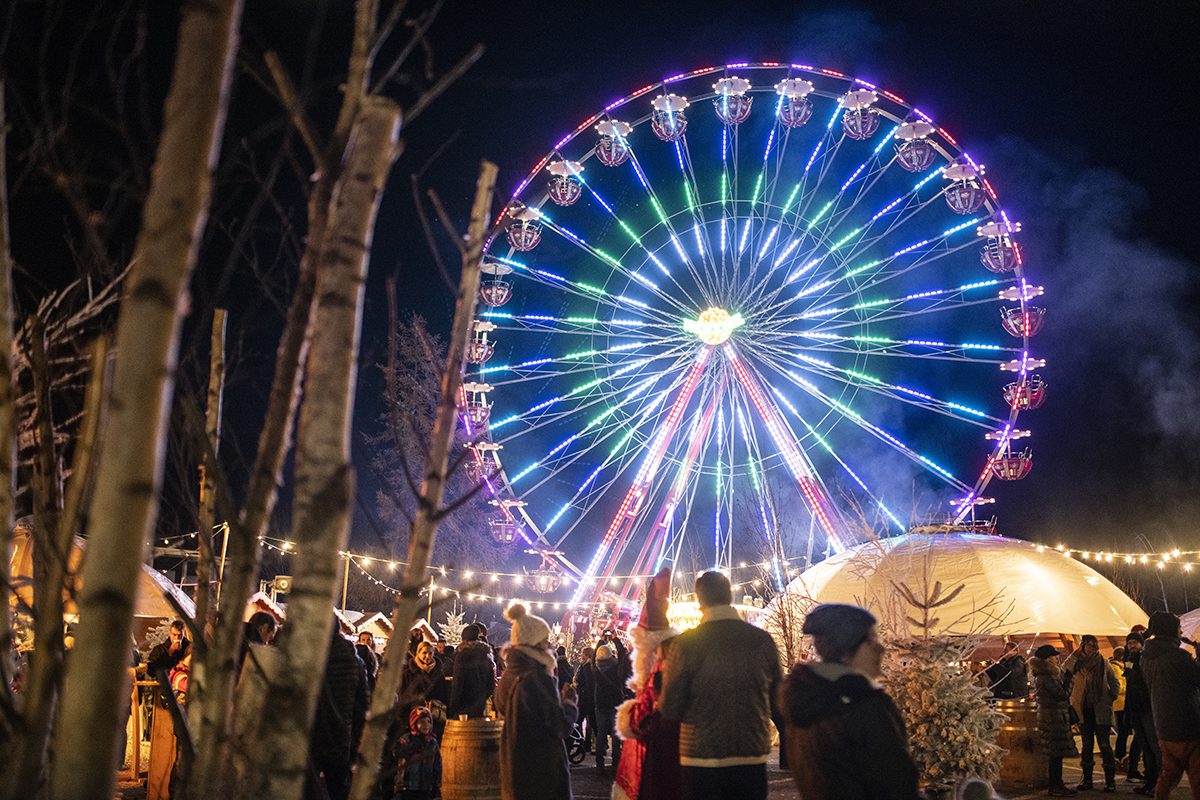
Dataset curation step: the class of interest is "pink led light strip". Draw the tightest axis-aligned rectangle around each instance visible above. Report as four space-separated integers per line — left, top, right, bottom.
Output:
728 350 847 553
570 348 711 605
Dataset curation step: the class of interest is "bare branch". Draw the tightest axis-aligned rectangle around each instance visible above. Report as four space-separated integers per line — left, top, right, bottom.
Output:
410 174 456 292
403 44 484 127
426 188 466 255
264 51 325 172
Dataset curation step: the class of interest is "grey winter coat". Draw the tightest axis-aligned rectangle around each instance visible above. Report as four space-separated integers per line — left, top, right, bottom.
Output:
1030 656 1078 758
1141 636 1200 741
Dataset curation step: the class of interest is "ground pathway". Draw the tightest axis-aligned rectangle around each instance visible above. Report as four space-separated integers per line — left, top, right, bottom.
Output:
567 748 1194 799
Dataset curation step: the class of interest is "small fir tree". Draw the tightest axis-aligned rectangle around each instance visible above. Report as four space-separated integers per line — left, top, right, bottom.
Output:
437 604 467 646
882 579 1005 794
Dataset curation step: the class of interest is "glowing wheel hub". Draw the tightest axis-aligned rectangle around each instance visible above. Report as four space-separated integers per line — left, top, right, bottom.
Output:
684 307 744 346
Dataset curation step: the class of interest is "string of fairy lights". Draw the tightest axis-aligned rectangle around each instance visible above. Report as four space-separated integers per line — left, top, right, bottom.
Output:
1035 542 1200 573
156 525 798 608
156 526 1200 610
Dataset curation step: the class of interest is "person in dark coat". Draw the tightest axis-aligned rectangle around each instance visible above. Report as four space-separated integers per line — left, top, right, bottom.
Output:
986 641 1029 699
1030 645 1079 797
782 603 920 800
556 645 575 690
307 623 369 800
400 641 448 709
1063 634 1120 791
493 603 576 800
1140 611 1200 800
449 623 496 718
356 632 380 694
437 640 455 678
574 646 597 753
658 571 781 800
591 641 626 769
146 620 190 677
1124 631 1160 793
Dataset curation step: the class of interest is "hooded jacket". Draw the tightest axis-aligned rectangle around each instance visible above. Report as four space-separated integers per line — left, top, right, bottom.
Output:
1141 636 1200 740
782 663 920 800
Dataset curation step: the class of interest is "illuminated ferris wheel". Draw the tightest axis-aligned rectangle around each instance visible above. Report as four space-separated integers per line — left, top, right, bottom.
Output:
459 63 1045 604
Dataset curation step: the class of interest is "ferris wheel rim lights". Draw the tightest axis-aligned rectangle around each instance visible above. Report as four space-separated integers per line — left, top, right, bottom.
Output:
468 62 1045 603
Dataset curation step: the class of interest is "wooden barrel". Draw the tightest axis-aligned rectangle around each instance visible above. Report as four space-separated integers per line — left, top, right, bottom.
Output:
995 699 1045 791
440 718 503 800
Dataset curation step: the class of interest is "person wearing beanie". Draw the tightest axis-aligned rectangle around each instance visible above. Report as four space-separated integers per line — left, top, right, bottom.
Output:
780 603 919 800
493 603 576 800
392 705 442 800
1140 611 1200 799
658 570 781 800
614 567 682 800
1029 644 1079 796
1122 631 1160 792
1062 634 1120 791
448 622 496 719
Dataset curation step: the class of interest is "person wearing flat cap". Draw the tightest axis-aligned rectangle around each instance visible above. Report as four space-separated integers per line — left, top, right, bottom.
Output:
781 603 920 800
1030 643 1080 796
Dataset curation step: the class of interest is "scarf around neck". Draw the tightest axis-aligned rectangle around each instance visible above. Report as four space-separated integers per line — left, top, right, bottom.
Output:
1074 650 1106 706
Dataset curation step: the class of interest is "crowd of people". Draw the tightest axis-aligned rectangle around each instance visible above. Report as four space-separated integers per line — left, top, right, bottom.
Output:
1015 615 1200 798
120 576 1200 800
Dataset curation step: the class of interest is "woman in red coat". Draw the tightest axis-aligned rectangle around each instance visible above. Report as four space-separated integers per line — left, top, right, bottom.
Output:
614 567 682 800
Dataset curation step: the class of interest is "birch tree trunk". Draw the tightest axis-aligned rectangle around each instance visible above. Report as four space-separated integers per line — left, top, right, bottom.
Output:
233 96 401 800
193 307 227 640
2 323 64 800
0 76 19 778
50 1 242 797
348 159 497 800
0 77 14 684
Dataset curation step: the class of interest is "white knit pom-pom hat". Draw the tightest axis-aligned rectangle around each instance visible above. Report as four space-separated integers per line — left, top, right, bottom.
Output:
505 602 552 646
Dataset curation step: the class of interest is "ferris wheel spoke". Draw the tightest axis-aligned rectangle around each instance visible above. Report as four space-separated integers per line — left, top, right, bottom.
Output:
757 351 973 493
578 170 719 310
536 215 701 317
752 219 982 324
793 276 1011 329
621 146 719 305
743 165 949 319
491 254 679 325
673 137 725 291
502 360 693 501
754 343 1004 428
476 339 675 383
489 345 695 438
764 383 909 533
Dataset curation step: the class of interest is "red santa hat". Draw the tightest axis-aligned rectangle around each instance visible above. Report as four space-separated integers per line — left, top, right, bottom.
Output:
637 567 672 631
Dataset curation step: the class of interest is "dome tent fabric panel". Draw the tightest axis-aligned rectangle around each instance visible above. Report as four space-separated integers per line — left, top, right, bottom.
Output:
776 533 1146 638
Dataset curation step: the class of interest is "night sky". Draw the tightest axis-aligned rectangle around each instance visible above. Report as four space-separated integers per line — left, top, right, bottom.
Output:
7 2 1200 606
360 1 1200 554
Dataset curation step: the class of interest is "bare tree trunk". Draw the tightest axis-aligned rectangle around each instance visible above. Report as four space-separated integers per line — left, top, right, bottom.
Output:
50 0 243 797
234 96 401 800
348 159 497 800
0 78 16 736
193 307 227 641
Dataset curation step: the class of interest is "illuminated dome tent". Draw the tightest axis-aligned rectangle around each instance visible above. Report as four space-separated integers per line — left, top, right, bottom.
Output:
769 532 1147 645
8 526 195 646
